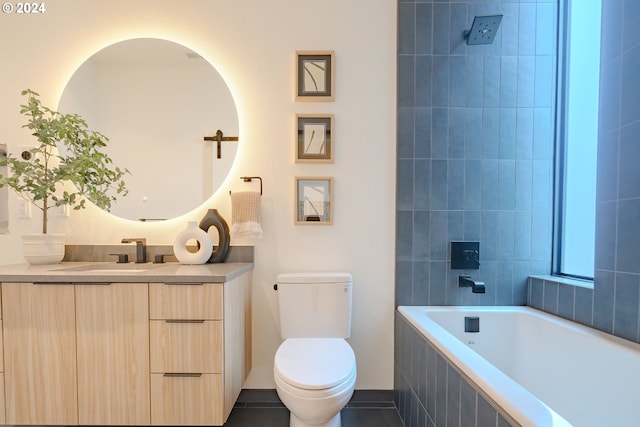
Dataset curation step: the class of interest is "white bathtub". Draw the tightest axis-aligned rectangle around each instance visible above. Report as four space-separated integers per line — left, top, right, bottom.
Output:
398 306 640 427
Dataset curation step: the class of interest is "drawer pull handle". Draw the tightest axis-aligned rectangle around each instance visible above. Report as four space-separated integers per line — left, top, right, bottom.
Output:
165 320 205 324
75 282 112 286
34 281 112 285
163 373 202 377
165 282 204 286
34 281 73 285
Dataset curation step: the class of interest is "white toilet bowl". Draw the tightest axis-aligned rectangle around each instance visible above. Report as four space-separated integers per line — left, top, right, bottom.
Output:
274 338 357 427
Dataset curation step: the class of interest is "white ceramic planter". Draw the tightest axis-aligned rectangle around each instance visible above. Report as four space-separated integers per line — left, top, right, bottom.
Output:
22 233 65 265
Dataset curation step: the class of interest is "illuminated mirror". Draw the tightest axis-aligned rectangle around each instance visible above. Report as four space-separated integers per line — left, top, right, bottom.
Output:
59 38 239 221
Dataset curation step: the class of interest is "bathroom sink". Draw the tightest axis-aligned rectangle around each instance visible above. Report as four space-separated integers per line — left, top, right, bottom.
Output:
54 263 161 273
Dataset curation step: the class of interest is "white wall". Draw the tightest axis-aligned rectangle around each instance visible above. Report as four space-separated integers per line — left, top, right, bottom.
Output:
0 0 396 389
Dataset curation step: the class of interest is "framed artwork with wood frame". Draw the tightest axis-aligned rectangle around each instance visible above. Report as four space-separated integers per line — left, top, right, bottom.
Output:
295 114 333 163
296 51 334 101
295 177 333 225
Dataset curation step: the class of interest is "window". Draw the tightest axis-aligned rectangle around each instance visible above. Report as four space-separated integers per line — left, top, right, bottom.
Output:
555 1 601 280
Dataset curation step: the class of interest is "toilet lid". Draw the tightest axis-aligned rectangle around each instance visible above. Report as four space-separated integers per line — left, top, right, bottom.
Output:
274 338 356 390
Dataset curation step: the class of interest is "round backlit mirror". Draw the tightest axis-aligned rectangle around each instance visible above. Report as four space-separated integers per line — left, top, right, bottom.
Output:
59 38 239 221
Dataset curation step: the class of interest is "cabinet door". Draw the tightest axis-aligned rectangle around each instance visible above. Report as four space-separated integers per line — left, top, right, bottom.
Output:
76 282 150 425
2 282 78 425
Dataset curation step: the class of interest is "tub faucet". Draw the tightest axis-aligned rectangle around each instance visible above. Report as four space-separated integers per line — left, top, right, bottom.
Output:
458 275 486 294
121 238 147 263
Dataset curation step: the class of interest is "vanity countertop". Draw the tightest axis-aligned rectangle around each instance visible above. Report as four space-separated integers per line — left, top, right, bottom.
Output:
0 261 253 284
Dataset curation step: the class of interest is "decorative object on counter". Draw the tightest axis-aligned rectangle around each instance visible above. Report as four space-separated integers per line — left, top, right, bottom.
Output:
295 177 333 225
0 90 129 264
22 233 65 265
295 114 333 163
296 50 334 101
230 191 263 239
198 208 230 263
173 221 213 264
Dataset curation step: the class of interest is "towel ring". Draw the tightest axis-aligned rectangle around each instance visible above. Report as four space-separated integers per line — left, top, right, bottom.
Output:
229 176 263 195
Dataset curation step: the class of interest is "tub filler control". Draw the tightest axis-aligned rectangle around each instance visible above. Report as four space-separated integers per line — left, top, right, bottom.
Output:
465 316 480 333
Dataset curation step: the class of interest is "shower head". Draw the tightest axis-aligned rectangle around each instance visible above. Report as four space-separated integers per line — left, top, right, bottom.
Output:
465 15 503 45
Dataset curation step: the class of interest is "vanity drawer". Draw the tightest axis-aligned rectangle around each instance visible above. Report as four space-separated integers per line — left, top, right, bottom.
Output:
150 373 222 426
149 282 222 320
150 320 222 373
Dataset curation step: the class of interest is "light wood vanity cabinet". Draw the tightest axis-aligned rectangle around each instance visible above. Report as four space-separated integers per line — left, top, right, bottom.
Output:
149 272 252 425
0 267 252 427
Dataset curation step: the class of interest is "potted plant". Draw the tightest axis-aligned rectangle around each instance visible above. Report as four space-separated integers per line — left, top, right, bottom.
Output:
0 89 129 264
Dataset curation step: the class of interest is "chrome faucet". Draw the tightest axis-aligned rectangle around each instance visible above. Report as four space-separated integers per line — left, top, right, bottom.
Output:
458 275 486 294
121 238 147 263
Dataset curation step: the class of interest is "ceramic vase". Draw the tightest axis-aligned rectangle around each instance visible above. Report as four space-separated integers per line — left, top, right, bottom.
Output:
198 209 230 263
173 221 213 265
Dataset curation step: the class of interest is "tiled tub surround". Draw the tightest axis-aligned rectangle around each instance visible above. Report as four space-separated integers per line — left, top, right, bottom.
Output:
395 310 516 427
395 0 640 424
396 0 558 307
528 275 640 345
396 306 640 427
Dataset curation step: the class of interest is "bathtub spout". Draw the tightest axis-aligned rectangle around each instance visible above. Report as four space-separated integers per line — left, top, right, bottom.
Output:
458 275 486 293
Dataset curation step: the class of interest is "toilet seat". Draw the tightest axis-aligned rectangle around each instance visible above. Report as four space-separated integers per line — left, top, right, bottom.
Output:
274 338 356 391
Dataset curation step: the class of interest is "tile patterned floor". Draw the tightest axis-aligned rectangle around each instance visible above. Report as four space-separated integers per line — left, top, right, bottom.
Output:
225 389 404 427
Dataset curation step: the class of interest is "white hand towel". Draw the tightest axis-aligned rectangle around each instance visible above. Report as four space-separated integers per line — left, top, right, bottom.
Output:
230 191 263 239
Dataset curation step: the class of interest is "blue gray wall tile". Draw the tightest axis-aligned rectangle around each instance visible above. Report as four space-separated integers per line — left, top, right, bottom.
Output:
588 0 640 345
397 0 640 421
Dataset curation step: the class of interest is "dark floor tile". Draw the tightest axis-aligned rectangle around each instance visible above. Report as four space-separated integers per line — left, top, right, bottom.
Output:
224 407 290 427
341 408 405 427
349 389 395 402
346 401 396 409
228 389 403 427
225 407 404 427
237 388 282 403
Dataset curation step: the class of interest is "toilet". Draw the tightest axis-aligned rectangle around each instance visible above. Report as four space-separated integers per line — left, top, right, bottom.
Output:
274 272 357 427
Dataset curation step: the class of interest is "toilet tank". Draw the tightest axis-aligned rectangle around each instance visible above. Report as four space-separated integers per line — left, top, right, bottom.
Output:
276 272 352 339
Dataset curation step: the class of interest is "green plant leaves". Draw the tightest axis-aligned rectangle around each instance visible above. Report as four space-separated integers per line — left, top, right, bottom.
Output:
0 89 130 233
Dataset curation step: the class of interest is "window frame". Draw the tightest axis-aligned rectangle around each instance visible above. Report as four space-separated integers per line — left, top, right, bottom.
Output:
552 0 599 282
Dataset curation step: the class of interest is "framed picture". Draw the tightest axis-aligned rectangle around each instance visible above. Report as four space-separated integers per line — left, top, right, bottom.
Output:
296 50 334 101
295 177 333 224
296 114 333 163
